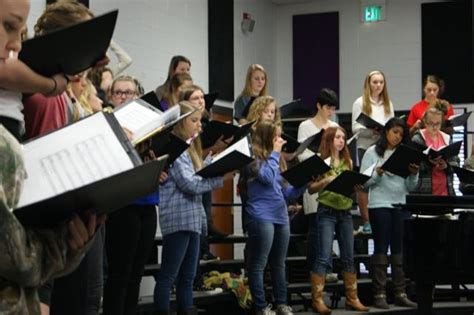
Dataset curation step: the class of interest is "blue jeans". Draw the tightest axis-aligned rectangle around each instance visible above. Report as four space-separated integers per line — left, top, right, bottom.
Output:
246 219 290 310
369 207 411 255
154 231 200 311
307 213 333 273
314 206 354 275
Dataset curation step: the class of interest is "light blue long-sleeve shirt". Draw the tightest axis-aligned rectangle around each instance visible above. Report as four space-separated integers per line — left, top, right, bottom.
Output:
245 151 307 225
360 145 419 209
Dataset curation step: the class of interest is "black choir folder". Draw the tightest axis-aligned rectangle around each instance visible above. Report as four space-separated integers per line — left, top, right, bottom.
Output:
381 144 425 178
148 132 189 166
426 141 462 159
19 10 118 76
453 166 474 184
324 171 370 198
197 136 253 178
141 91 163 110
282 130 324 156
356 113 384 130
200 120 253 149
281 154 331 187
445 111 472 128
204 92 219 112
14 111 166 228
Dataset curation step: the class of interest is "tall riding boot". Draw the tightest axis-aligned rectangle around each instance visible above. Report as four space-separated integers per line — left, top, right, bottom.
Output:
391 254 417 308
343 271 370 312
370 254 390 309
310 272 332 314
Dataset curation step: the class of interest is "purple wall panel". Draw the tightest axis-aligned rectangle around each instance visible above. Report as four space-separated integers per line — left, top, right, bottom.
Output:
293 12 339 110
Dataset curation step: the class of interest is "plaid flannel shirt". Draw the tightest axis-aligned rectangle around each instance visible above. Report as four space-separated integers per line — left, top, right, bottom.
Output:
159 151 223 236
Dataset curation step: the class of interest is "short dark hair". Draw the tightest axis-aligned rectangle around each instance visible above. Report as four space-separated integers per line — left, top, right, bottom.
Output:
316 88 338 108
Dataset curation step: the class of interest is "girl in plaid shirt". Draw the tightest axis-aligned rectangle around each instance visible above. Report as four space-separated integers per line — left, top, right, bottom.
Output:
154 101 225 315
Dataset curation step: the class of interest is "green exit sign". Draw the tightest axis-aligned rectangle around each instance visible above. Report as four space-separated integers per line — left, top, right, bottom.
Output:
364 6 382 22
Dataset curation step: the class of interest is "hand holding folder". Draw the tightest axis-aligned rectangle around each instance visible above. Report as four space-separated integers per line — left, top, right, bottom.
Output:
281 154 331 187
196 136 253 178
282 130 324 157
324 171 370 198
381 144 425 178
200 120 253 149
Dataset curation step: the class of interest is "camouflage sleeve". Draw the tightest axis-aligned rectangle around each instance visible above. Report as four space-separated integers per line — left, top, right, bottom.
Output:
0 200 92 287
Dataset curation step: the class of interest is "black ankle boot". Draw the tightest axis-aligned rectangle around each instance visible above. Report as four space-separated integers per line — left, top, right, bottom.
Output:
177 307 198 315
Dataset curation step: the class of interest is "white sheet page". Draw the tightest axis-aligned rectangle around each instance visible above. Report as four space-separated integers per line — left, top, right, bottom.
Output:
211 136 251 163
18 112 135 208
114 100 162 142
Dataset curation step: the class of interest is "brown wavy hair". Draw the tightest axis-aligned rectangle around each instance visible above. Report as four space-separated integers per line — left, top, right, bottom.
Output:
319 126 352 170
34 0 93 36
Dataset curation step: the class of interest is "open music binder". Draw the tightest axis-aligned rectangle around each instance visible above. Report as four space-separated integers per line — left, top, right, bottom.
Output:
148 132 189 166
381 144 426 178
356 112 384 130
445 111 472 128
204 92 219 112
426 141 462 160
324 171 370 198
19 10 118 76
113 99 184 145
200 120 253 149
281 154 331 187
282 130 324 156
196 135 253 178
14 111 166 228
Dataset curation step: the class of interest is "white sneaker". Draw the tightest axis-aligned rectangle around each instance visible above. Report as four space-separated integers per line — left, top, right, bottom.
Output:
256 304 276 315
275 304 294 315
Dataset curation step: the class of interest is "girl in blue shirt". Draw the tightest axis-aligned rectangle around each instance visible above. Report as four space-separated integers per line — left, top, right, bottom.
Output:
243 120 306 315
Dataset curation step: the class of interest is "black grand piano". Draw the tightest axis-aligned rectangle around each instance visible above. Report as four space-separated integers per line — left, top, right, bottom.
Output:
398 195 474 314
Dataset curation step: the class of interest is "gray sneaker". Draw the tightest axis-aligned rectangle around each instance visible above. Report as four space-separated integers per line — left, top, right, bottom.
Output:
256 304 276 315
275 304 294 315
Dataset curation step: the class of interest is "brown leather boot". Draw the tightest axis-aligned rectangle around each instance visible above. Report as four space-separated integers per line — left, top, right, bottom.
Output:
310 272 332 314
391 254 417 308
343 271 369 312
370 254 390 309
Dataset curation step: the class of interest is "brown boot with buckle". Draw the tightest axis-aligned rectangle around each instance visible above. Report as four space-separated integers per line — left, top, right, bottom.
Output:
371 254 390 309
391 254 417 308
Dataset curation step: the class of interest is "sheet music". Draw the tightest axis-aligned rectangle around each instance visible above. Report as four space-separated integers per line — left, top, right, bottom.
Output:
114 100 180 143
18 113 135 208
212 136 251 163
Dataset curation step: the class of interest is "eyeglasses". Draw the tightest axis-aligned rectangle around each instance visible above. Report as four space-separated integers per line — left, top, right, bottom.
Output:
112 90 136 97
425 121 441 128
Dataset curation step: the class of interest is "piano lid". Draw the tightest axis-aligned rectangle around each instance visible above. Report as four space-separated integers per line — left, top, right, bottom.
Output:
394 194 474 215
